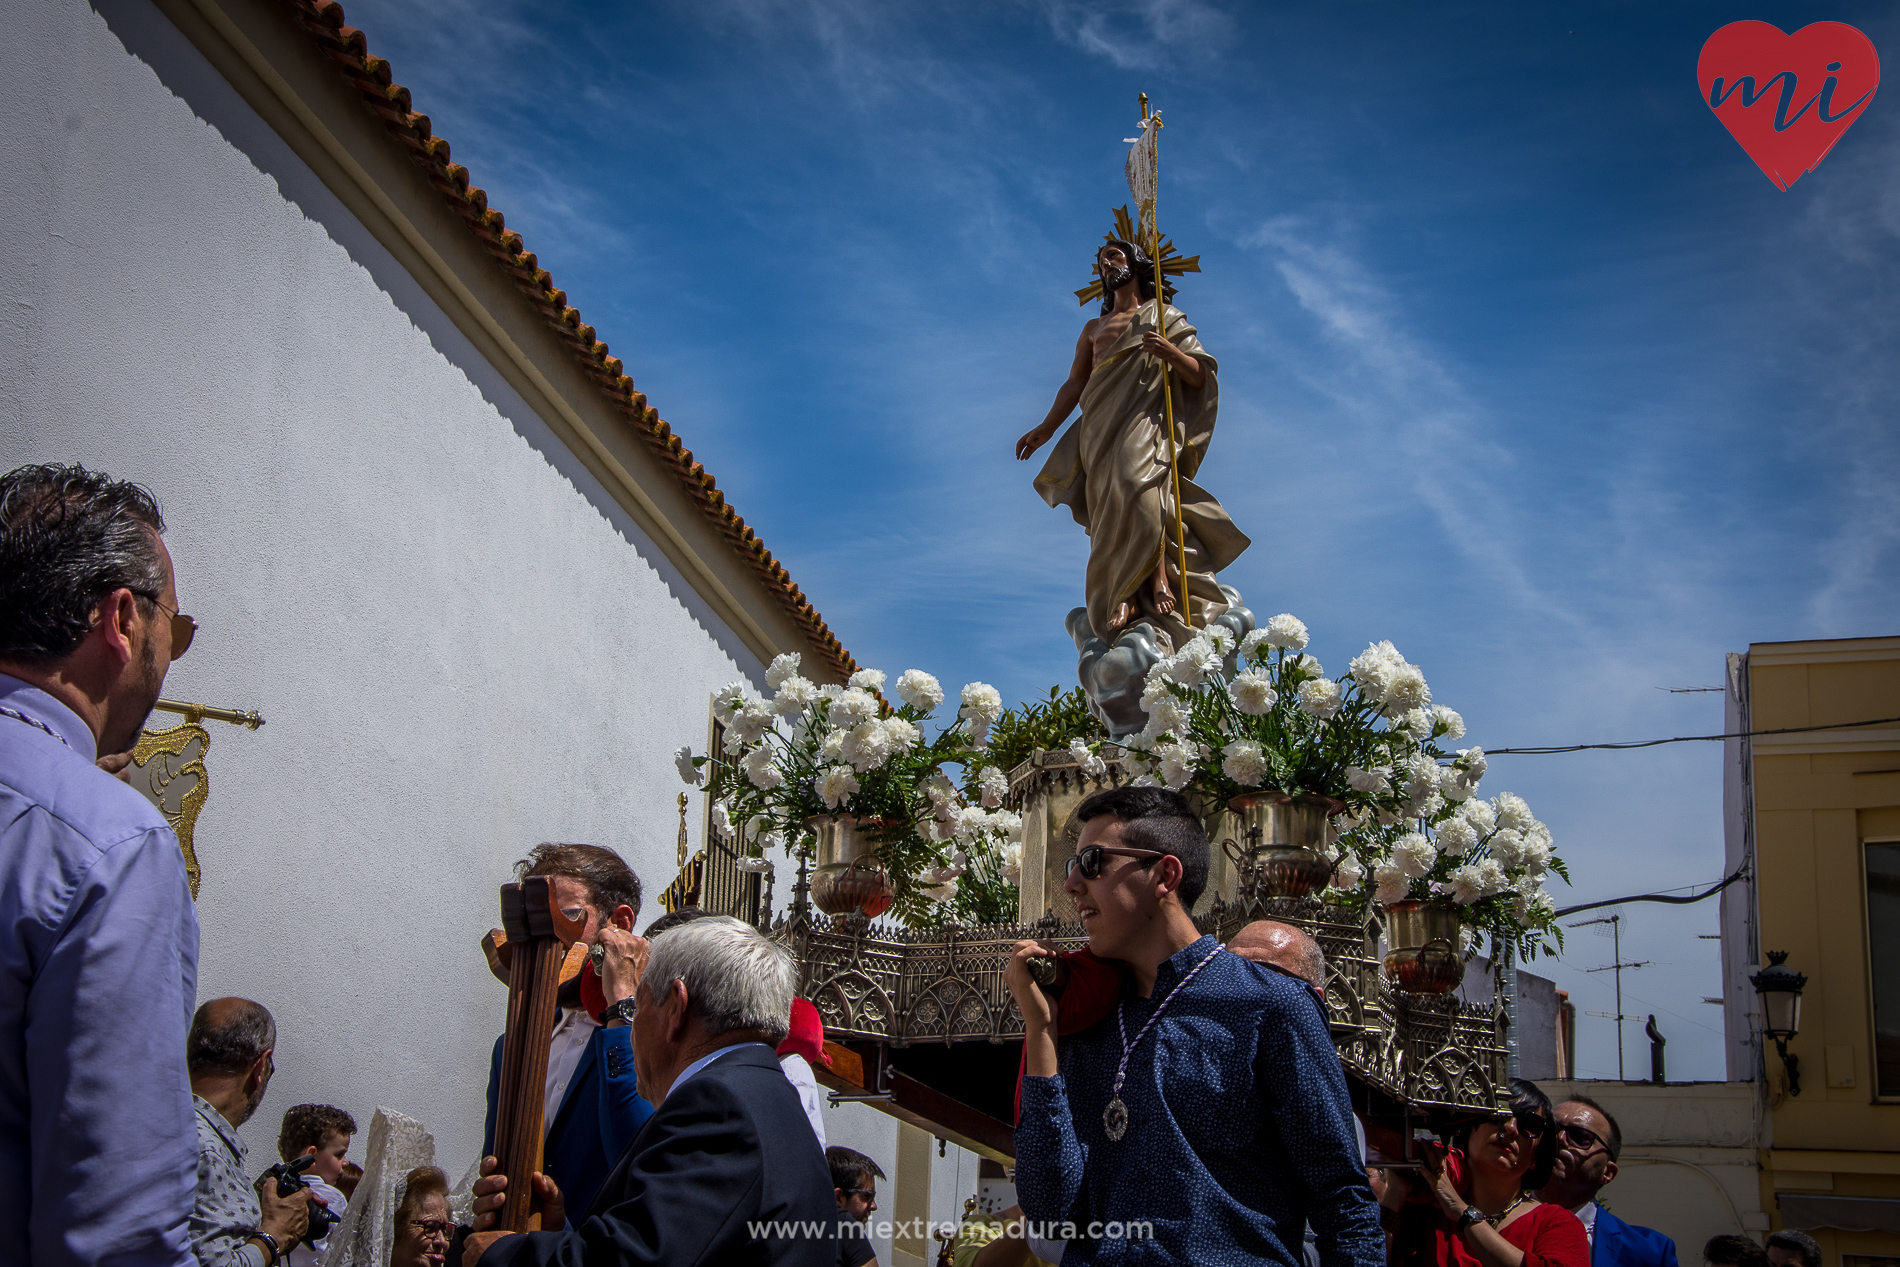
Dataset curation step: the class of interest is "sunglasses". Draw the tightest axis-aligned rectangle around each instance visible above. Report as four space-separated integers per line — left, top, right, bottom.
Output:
1063 844 1165 882
840 1188 876 1199
1509 1110 1550 1138
1558 1122 1605 1152
135 592 196 658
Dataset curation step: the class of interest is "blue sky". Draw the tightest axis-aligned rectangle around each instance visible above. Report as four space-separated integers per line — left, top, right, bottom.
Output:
342 0 1900 1081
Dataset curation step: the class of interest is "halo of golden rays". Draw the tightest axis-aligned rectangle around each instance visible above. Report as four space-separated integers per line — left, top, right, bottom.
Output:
1073 205 1202 307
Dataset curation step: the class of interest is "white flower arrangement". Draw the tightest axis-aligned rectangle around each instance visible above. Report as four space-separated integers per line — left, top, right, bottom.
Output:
682 653 1011 925
1062 612 1568 961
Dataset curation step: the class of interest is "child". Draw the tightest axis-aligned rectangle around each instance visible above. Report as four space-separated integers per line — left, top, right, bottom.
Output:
276 1104 357 1266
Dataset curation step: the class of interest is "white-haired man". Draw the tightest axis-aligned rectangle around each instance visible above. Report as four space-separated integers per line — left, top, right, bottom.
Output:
465 915 838 1267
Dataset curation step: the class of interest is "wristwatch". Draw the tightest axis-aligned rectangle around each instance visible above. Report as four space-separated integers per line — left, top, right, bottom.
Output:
602 995 638 1027
253 1231 283 1265
1457 1205 1487 1234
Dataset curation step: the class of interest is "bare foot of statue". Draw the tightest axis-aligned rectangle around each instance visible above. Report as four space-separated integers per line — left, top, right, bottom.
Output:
1151 563 1176 618
1107 600 1138 633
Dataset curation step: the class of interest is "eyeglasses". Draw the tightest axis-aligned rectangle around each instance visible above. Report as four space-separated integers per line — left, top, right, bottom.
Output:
840 1189 876 1199
1558 1122 1606 1153
404 1219 454 1241
1509 1110 1550 1138
134 592 196 658
1063 844 1165 882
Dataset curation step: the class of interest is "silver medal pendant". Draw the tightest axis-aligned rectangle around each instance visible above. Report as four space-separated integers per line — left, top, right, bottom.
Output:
1103 1096 1129 1141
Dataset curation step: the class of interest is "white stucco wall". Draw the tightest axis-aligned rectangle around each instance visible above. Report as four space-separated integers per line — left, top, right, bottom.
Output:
1 0 782 1177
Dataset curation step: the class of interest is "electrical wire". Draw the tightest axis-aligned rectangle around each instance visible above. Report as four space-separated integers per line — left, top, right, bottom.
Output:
1553 865 1747 917
1486 714 1900 755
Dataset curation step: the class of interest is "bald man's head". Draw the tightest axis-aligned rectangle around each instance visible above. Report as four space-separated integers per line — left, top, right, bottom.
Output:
187 997 276 1078
1229 920 1326 988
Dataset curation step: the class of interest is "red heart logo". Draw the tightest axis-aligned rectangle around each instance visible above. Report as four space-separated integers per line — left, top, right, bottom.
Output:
1698 21 1880 190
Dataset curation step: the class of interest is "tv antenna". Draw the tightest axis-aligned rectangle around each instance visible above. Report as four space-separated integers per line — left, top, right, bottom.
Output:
1571 911 1651 1080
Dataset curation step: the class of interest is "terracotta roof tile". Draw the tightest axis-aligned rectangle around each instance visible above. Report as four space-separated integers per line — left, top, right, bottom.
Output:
283 0 855 678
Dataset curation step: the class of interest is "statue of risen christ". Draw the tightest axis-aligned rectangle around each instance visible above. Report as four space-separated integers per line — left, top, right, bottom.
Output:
1016 238 1251 650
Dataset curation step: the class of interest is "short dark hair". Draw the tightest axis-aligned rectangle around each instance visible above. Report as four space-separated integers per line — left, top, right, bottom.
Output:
518 843 642 923
0 463 168 664
186 998 275 1078
1075 785 1210 908
1705 1234 1770 1267
394 1166 449 1227
1766 1232 1821 1267
1560 1093 1623 1162
826 1145 885 1192
278 1104 357 1161
644 906 713 939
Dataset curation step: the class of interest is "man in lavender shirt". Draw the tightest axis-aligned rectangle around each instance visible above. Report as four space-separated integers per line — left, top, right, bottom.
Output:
0 464 201 1266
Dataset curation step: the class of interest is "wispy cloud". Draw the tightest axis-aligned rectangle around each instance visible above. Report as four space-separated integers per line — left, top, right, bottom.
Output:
1032 0 1236 70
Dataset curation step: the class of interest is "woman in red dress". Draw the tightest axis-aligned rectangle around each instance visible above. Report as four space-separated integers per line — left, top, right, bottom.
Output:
1384 1079 1589 1267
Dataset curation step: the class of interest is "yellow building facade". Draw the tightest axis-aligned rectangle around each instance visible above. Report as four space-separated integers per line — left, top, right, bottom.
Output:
1728 636 1900 1263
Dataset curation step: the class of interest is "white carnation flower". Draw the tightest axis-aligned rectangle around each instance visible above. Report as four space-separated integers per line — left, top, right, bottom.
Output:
1373 863 1412 906
1229 669 1278 716
992 810 1024 842
1493 792 1537 833
1393 832 1437 878
1204 625 1236 656
839 720 895 772
1165 638 1221 687
1474 857 1509 897
1349 641 1403 699
975 765 1009 809
819 730 846 761
923 879 961 903
958 682 1003 742
1458 798 1498 835
1431 705 1467 740
711 682 749 725
1264 613 1310 650
880 715 921 751
1521 830 1553 877
1403 790 1446 821
1155 740 1199 791
1346 766 1390 794
674 745 701 786
1068 739 1107 778
1458 926 1477 955
1290 653 1325 680
848 668 887 693
1002 842 1024 883
1488 828 1528 868
895 669 944 713
1436 765 1474 802
1434 816 1478 855
828 687 880 728
1445 863 1488 905
764 653 802 690
1514 884 1555 927
726 702 774 748
1404 753 1441 799
1221 739 1270 787
1139 696 1189 742
1238 628 1273 662
710 802 731 835
1119 751 1153 780
1382 663 1431 715
770 675 820 717
740 746 783 790
817 764 861 809
1375 807 1402 828
955 805 992 838
924 816 959 843
1394 708 1434 740
1297 677 1342 719
1456 746 1488 783
1331 851 1365 889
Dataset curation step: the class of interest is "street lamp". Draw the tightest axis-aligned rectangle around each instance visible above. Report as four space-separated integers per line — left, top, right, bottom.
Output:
1751 951 1807 1096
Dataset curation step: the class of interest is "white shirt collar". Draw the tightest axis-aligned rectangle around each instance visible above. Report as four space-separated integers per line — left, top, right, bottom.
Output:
1571 1199 1599 1243
668 1041 770 1098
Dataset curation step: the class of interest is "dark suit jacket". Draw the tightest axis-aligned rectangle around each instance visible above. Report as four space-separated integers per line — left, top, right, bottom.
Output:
484 1023 655 1220
1594 1206 1679 1267
479 1043 838 1267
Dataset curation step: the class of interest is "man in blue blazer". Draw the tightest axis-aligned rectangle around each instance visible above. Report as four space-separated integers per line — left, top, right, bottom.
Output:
482 844 655 1219
1538 1095 1680 1267
465 915 839 1267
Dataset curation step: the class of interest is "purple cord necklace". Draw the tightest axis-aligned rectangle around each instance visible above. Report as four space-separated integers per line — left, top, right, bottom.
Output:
1103 941 1223 1141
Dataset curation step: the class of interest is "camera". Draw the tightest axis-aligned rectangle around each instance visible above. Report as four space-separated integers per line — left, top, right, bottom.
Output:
261 1155 343 1249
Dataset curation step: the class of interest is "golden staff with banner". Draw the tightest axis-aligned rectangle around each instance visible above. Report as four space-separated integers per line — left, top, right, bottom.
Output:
1132 94 1191 625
